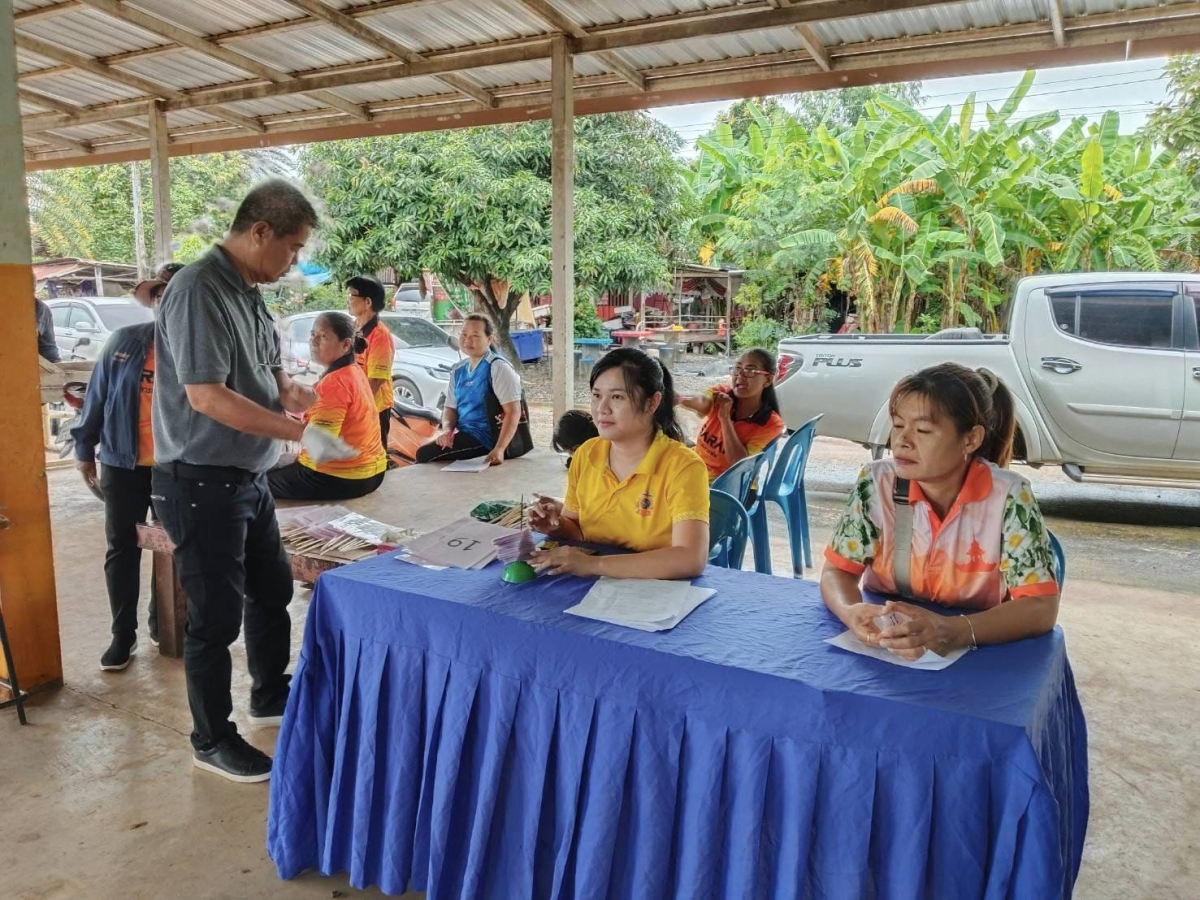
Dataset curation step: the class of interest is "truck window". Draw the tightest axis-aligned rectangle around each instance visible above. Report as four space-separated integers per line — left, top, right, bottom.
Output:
1049 290 1174 350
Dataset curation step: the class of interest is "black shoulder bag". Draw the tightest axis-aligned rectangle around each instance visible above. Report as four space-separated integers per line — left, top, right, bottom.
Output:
486 355 534 459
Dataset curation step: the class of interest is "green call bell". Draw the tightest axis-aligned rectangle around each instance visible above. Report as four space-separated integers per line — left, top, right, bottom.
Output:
502 560 537 584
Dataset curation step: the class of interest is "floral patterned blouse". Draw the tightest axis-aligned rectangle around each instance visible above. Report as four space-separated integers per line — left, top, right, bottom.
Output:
824 458 1058 608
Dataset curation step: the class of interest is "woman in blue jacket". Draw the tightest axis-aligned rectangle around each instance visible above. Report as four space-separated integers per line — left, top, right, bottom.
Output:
71 319 158 672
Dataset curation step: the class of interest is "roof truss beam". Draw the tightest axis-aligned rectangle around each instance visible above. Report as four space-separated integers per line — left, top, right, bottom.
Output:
20 0 956 119
76 0 371 120
1048 0 1067 47
11 1 784 82
18 0 1200 151
516 0 647 89
768 0 833 71
14 32 267 134
281 0 497 108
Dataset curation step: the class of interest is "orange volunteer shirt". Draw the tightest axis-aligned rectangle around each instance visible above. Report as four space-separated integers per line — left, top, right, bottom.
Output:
824 458 1058 608
356 316 395 412
298 356 387 478
693 385 784 481
136 346 155 467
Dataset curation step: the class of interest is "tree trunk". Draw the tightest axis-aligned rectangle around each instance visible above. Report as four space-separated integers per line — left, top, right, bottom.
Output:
901 286 918 333
469 276 522 368
131 162 148 280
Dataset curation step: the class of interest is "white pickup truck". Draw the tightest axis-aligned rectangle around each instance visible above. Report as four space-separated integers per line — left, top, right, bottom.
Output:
775 273 1200 489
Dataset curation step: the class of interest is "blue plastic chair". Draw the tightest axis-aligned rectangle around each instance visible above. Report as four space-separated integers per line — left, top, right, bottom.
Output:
752 414 824 577
712 450 774 572
711 453 758 505
1048 530 1066 588
708 488 751 569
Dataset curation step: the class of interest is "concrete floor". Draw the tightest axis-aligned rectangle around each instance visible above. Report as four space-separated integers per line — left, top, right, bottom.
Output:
2 439 1198 899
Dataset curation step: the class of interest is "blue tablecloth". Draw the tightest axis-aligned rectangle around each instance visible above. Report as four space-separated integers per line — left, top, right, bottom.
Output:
267 556 1088 899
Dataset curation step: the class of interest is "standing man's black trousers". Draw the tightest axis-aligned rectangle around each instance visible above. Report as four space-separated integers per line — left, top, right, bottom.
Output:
152 464 293 751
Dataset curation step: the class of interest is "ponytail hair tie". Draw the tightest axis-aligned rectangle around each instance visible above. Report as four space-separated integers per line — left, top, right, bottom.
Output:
977 368 999 397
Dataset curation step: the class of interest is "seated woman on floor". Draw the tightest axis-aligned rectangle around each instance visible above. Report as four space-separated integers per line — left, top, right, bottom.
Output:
821 363 1060 656
415 313 523 466
529 347 709 580
677 346 786 481
268 312 387 501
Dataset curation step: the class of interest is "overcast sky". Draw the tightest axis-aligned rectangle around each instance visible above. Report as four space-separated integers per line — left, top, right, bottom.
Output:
650 58 1172 153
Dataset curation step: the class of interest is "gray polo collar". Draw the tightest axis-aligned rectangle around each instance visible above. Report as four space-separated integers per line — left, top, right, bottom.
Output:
205 244 257 295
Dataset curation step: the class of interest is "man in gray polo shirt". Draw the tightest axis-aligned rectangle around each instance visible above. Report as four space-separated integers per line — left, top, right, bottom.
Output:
152 180 353 783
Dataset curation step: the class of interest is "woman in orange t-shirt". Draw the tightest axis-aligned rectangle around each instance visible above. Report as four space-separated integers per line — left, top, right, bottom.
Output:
268 312 387 501
677 347 785 481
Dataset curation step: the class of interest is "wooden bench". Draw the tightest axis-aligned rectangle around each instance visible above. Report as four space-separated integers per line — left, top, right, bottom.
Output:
136 523 343 658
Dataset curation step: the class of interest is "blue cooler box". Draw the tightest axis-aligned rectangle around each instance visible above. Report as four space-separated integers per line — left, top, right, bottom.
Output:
510 328 545 363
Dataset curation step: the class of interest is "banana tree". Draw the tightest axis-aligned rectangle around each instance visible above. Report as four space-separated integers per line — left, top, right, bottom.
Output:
1025 111 1198 272
874 71 1058 328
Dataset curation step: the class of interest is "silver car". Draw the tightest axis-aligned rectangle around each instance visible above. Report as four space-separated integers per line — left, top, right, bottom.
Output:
279 311 461 408
46 297 154 361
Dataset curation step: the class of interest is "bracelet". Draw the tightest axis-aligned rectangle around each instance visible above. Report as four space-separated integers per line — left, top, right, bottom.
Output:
960 614 978 651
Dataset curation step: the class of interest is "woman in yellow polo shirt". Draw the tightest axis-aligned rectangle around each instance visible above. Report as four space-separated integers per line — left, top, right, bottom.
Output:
268 312 387 501
529 348 710 580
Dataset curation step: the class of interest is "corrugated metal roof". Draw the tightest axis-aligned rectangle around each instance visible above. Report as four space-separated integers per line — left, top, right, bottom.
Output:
18 7 168 57
119 50 260 92
230 26 382 72
364 4 535 53
132 0 309 37
332 75 476 104
13 0 70 13
14 0 1200 165
564 0 745 30
26 69 144 105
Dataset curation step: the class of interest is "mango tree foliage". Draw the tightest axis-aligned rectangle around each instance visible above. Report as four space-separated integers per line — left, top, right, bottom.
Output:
692 73 1198 333
302 113 691 362
27 152 255 265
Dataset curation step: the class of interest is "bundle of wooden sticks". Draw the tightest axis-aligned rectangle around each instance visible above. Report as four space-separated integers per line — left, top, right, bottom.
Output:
278 522 378 562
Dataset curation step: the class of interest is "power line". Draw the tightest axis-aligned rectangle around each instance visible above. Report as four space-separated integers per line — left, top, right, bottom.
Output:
654 65 1170 138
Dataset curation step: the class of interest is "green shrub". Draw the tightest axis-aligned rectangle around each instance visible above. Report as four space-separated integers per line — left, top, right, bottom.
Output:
734 316 793 353
573 300 605 339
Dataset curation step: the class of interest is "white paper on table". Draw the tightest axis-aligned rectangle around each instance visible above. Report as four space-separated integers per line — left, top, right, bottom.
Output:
404 518 514 569
564 577 716 632
825 629 967 670
442 457 492 473
394 549 448 571
327 512 410 546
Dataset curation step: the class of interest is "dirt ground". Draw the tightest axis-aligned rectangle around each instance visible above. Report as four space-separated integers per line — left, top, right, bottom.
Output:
2 404 1198 898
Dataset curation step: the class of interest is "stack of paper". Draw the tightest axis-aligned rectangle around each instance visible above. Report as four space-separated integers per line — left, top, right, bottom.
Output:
565 577 716 632
400 517 516 569
825 611 968 671
442 457 492 473
494 528 536 564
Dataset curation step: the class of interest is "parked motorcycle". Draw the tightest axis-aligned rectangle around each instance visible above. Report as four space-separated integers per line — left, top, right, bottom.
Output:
387 399 441 468
53 381 88 460
54 381 104 500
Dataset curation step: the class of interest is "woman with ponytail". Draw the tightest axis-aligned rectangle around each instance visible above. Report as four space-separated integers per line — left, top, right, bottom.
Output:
529 348 710 579
821 363 1060 654
268 312 387 500
678 346 785 480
